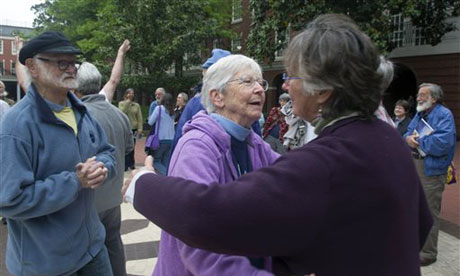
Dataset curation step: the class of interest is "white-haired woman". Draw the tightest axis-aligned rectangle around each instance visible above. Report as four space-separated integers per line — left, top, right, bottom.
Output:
127 14 432 275
150 54 279 276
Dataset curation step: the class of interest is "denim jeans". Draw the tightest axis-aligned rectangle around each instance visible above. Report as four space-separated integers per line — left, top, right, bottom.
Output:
152 140 172 175
69 246 113 276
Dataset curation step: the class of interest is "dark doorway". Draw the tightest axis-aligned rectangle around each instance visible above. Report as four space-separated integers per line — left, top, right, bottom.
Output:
383 62 418 117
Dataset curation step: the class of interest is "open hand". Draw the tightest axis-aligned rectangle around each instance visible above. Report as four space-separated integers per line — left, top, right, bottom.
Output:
122 155 155 202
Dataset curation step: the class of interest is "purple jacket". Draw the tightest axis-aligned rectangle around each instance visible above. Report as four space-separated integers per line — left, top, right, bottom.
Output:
135 117 433 276
153 111 279 276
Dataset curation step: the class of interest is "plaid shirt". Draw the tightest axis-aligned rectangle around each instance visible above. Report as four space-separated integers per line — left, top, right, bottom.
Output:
262 107 288 142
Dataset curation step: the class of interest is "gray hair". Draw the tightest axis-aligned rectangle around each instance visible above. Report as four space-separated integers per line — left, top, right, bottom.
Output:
378 57 394 91
419 83 444 103
21 65 35 89
201 54 262 113
77 62 102 95
279 93 290 102
178 92 188 103
284 14 382 120
156 87 166 94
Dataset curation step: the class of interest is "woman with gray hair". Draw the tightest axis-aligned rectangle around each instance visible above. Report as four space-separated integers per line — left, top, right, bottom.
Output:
126 14 432 275
174 92 188 125
149 54 279 275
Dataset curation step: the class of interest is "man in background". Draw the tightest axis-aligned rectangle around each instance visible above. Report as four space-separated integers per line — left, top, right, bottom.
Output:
405 83 456 266
149 87 165 116
76 61 134 276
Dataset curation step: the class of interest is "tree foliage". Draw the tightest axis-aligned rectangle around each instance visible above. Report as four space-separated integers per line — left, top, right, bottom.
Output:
247 0 460 63
31 0 233 98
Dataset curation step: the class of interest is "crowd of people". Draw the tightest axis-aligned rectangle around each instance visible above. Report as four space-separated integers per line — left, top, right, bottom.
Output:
0 12 457 276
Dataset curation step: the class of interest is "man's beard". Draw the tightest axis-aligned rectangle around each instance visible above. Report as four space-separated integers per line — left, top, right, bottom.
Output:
416 100 432 112
39 64 78 90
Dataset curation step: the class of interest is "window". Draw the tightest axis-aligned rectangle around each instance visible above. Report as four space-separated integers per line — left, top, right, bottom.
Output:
11 61 16 75
391 13 428 48
0 40 3 54
232 33 242 53
414 27 427 46
11 41 17 55
0 60 4 76
232 0 242 22
390 14 405 48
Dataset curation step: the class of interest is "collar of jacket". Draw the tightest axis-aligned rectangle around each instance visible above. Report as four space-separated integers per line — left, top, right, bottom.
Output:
318 115 366 137
28 83 87 124
81 93 105 104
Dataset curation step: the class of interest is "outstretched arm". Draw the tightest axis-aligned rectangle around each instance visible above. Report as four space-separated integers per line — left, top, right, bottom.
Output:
100 40 130 103
14 36 30 92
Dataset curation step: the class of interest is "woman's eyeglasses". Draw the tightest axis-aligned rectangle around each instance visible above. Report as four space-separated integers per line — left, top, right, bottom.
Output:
227 77 269 91
282 73 302 81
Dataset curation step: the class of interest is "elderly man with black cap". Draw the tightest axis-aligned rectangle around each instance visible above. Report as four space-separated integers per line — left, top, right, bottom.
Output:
0 31 116 276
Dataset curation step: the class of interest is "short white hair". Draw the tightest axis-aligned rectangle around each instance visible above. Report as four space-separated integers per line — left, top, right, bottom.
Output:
201 54 262 113
77 62 102 95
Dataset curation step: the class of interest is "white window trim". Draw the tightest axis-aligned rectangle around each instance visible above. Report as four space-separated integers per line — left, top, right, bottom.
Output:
11 40 17 55
0 60 5 76
275 24 291 59
11 60 16 75
231 33 242 53
232 0 242 23
0 40 4 55
389 15 460 58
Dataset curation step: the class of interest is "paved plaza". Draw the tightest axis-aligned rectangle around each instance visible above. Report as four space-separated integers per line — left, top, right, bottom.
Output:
1 139 459 275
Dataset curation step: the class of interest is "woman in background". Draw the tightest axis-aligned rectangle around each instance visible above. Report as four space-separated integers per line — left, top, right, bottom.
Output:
147 93 175 175
393 99 412 136
119 88 143 170
174 92 188 126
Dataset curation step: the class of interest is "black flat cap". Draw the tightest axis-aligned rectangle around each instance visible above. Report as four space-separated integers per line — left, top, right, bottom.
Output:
19 31 82 65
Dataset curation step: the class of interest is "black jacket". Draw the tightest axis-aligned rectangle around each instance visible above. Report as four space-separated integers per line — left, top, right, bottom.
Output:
395 116 411 136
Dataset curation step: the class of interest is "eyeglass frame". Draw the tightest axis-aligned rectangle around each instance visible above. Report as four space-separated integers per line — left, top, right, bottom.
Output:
282 73 302 81
226 77 269 91
36 57 82 72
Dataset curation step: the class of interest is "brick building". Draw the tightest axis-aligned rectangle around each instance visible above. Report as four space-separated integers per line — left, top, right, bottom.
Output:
223 1 459 134
0 24 33 102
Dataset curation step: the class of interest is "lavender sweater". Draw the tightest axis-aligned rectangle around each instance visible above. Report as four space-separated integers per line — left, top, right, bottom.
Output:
135 116 433 276
152 111 279 276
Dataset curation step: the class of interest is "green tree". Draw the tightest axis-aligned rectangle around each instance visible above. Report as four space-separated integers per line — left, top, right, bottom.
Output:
31 0 233 100
247 0 460 63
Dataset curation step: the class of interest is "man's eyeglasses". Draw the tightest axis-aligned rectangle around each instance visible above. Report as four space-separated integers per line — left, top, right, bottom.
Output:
282 73 302 81
226 77 269 91
36 57 81 71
